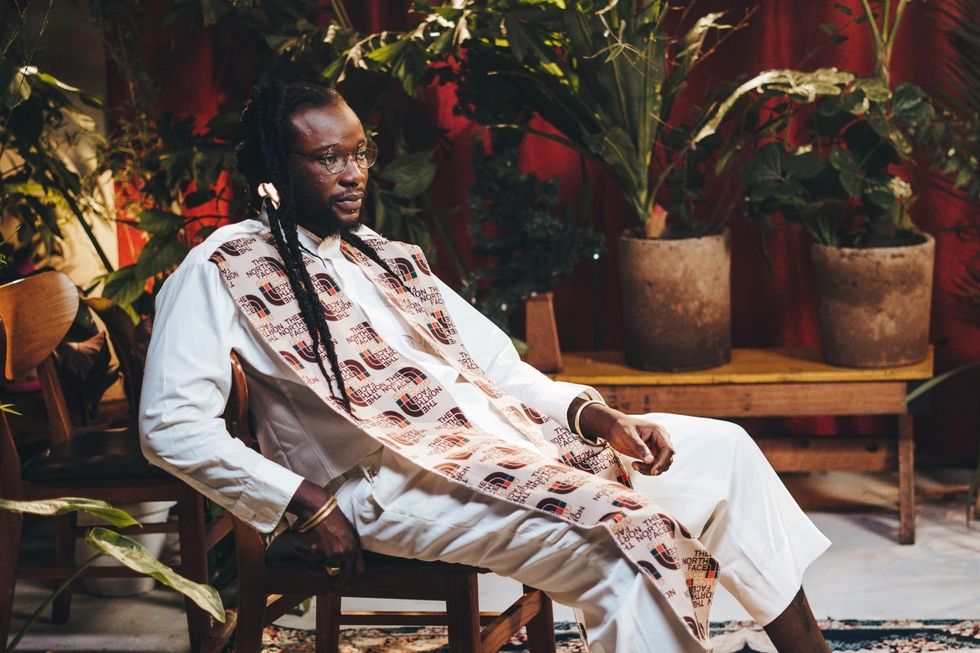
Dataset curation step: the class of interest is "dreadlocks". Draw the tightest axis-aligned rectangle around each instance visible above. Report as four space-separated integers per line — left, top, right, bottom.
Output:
236 81 398 413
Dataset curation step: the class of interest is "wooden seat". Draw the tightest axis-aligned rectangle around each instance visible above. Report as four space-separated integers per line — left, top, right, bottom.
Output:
0 271 211 651
225 354 557 653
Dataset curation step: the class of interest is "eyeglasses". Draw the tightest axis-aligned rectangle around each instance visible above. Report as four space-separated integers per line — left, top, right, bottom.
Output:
287 138 379 175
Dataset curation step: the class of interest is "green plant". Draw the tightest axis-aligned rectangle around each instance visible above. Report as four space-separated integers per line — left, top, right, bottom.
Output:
740 0 952 248
90 0 465 312
0 3 115 280
0 497 224 652
460 131 601 333
375 1 852 239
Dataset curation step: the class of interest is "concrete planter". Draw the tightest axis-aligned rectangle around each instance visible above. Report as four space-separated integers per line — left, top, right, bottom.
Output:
617 231 731 371
811 234 935 367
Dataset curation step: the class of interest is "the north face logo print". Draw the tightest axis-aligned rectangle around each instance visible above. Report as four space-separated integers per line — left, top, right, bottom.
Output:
241 295 271 319
638 560 663 581
397 391 437 417
480 472 515 492
536 497 570 516
359 343 398 371
320 297 352 322
341 359 371 382
600 511 628 524
259 281 291 306
279 350 303 371
394 367 427 386
219 239 252 256
612 496 646 511
548 479 581 494
437 407 472 429
291 339 320 363
522 405 548 424
391 257 417 283
427 310 456 345
650 543 679 570
380 411 410 429
256 256 287 277
411 251 431 275
433 462 459 475
208 250 227 268
311 272 340 296
380 272 406 295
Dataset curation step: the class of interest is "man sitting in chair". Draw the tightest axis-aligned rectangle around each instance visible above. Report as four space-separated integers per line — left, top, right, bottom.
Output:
140 82 831 653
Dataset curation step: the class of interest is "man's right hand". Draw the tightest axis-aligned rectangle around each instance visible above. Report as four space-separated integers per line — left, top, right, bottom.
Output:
287 479 365 585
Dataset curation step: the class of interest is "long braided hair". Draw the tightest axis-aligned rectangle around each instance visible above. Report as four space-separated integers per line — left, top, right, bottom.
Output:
236 81 398 413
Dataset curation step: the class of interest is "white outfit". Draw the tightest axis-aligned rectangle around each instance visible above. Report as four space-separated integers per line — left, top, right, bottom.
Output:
140 218 830 652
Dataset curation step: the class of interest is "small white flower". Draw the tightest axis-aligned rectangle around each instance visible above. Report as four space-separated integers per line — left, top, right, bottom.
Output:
888 177 913 199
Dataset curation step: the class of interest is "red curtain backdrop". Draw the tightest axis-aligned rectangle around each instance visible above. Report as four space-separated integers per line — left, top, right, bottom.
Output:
114 0 979 461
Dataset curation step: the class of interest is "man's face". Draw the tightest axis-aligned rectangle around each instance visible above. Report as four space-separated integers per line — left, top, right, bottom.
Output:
285 102 368 237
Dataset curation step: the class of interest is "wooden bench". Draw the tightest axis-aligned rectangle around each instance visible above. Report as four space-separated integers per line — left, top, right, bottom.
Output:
552 348 934 544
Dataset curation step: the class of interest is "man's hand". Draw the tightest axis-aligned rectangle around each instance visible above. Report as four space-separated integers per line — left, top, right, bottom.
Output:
570 399 675 476
287 479 365 585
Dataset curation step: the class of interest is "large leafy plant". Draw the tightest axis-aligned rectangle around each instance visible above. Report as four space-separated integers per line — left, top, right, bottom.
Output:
741 0 954 248
0 4 114 281
370 1 854 239
92 0 462 313
0 497 224 652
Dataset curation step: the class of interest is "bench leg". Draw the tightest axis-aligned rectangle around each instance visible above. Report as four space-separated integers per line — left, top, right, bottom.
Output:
524 585 556 653
898 414 916 545
315 593 341 653
447 574 481 653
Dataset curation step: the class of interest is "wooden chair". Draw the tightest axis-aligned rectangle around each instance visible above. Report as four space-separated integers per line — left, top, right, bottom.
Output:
0 271 211 651
225 354 557 653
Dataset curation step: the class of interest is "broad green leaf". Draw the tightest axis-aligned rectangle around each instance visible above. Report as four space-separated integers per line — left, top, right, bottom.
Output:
102 266 146 308
86 528 225 622
135 234 190 280
0 498 138 528
829 147 860 175
379 150 437 199
137 210 185 235
865 183 897 210
696 68 853 142
852 77 891 102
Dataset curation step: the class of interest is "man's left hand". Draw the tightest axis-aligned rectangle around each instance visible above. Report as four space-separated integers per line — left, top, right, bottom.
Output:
574 401 675 476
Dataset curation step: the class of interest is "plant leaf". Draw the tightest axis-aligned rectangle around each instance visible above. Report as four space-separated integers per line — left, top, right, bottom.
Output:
85 527 225 622
137 210 185 235
135 234 189 280
0 498 138 527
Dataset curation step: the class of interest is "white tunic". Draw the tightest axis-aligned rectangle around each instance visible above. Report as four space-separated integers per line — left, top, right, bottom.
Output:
140 218 596 532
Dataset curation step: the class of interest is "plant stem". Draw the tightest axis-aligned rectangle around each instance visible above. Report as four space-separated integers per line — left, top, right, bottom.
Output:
5 553 103 652
55 185 115 273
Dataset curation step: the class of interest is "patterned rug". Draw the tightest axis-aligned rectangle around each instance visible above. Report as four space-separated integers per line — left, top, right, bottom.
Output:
255 620 980 652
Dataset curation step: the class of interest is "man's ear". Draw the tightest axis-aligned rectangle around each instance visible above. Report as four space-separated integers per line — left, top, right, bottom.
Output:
257 182 281 210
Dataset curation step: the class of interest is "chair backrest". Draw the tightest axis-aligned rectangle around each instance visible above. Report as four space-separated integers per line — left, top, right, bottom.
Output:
83 297 143 412
0 272 80 444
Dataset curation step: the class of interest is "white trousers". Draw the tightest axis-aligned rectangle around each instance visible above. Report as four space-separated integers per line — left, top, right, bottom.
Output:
333 414 831 653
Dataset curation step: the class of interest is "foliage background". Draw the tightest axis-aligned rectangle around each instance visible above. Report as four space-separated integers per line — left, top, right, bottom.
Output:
4 0 978 461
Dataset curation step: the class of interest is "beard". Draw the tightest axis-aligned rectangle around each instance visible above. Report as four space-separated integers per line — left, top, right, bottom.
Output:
292 198 363 239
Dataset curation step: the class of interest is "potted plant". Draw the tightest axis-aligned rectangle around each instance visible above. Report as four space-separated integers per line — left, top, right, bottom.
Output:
740 0 947 368
417 0 852 370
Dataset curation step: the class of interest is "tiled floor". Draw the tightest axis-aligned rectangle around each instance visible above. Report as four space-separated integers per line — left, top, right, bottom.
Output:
7 469 979 652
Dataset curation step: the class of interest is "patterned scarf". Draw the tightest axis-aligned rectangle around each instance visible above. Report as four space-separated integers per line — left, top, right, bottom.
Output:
210 231 718 648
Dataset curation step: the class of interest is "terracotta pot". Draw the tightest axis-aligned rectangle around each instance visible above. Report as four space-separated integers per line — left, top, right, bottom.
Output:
617 231 731 371
811 234 935 367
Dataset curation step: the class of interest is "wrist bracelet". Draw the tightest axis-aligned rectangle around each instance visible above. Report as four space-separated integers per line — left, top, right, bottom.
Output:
294 496 338 534
572 399 605 447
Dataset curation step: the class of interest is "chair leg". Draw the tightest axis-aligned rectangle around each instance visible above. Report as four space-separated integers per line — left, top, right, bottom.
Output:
446 573 481 653
51 513 75 624
232 522 268 653
176 488 210 652
523 586 557 653
0 511 21 647
315 593 341 653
